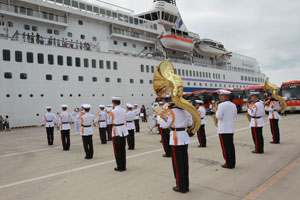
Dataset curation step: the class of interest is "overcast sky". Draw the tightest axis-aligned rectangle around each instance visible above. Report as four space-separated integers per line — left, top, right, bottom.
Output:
88 0 300 85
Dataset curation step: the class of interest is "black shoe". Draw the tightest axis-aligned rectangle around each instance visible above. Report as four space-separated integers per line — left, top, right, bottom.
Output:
114 168 122 172
270 141 280 144
198 145 206 148
252 150 263 154
173 187 187 193
163 154 171 158
128 148 134 150
222 164 234 169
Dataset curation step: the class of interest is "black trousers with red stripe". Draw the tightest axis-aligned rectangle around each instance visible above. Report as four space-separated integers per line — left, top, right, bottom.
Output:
162 128 171 156
61 130 70 150
134 119 140 132
112 136 126 170
251 127 264 153
171 145 189 192
219 134 236 168
197 125 206 147
107 124 112 141
46 127 54 145
82 135 94 159
270 119 280 143
99 128 107 144
127 129 135 149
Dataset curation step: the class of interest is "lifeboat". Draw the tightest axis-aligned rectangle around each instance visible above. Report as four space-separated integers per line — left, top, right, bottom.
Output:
194 39 228 56
159 34 194 53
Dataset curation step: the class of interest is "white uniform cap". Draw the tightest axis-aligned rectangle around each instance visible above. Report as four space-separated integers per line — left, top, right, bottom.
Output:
46 106 52 109
99 105 105 108
250 91 260 95
134 104 138 106
112 97 121 101
195 100 203 104
82 104 91 109
218 90 231 95
153 103 158 106
61 104 68 108
106 104 113 107
158 101 164 105
126 103 133 108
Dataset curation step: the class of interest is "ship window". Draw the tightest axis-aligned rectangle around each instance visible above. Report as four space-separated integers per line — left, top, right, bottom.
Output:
3 49 10 61
32 26 38 31
140 64 144 72
106 61 111 69
182 70 185 76
93 6 99 14
130 79 134 84
84 58 89 68
42 12 47 19
194 83 197 86
54 30 59 35
209 73 211 78
8 21 13 27
15 51 22 62
113 61 118 70
117 78 122 83
78 20 83 25
80 35 85 39
64 0 71 6
47 29 52 34
105 77 110 82
151 12 158 20
114 41 118 45
67 56 72 66
133 44 136 48
112 12 117 19
92 37 97 41
99 60 104 69
255 77 257 82
164 12 169 21
24 24 30 30
129 17 133 24
210 84 213 87
78 76 84 81
18 94 22 98
75 57 81 67
223 74 225 80
27 52 33 63
67 32 72 37
87 5 92 12
178 69 181 75
149 80 153 84
72 0 78 8
199 72 202 77
169 15 174 23
123 42 127 47
241 76 243 81
57 55 63 65
187 82 190 86
100 8 105 16
193 71 195 77
92 77 97 82
48 54 54 65
37 53 44 64
186 70 189 76
92 59 96 68
140 79 144 84
146 65 149 73
63 75 69 81
252 77 254 82
199 83 202 86
134 18 139 25
151 66 154 73
174 68 177 74
215 84 217 87
4 72 12 79
46 74 52 80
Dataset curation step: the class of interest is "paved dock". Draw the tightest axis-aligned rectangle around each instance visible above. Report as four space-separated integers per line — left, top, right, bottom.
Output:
0 114 300 200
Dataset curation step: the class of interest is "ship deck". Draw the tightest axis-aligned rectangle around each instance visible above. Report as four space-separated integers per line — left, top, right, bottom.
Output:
0 113 300 200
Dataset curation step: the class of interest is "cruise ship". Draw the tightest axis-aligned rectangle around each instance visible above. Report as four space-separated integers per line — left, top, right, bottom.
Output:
0 0 265 127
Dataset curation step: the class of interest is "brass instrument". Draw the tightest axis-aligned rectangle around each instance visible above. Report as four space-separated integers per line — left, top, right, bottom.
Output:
211 101 219 127
264 77 287 113
153 60 201 134
153 104 169 121
246 103 251 122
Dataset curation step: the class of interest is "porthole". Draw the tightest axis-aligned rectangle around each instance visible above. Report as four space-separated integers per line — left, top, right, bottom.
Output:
78 94 81 97
131 94 134 96
102 94 104 97
18 94 22 98
30 94 33 97
92 94 95 97
151 94 153 96
60 94 63 97
6 94 10 98
69 94 73 97
41 94 44 97
36 113 39 116
141 94 144 96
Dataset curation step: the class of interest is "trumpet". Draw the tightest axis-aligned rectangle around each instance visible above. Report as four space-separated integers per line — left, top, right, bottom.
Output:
211 101 219 127
246 102 251 122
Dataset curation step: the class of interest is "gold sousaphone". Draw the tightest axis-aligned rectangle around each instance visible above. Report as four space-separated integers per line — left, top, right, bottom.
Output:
264 77 287 113
153 60 201 134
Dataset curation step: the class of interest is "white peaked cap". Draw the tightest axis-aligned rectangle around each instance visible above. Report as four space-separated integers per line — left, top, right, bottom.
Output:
106 104 113 107
250 91 260 95
112 97 121 101
82 104 91 109
218 90 231 95
195 100 203 104
126 103 133 108
134 104 138 106
158 101 163 105
99 105 105 108
153 103 158 106
61 104 68 108
46 106 52 109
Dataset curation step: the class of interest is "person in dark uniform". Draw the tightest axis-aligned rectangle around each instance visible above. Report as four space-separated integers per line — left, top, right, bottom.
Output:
58 105 73 151
248 91 266 154
80 104 95 159
265 97 281 144
195 100 207 147
160 103 193 193
215 90 237 169
141 105 147 122
43 106 57 145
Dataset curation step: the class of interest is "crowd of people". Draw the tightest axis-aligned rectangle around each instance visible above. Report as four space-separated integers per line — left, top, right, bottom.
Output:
0 115 10 131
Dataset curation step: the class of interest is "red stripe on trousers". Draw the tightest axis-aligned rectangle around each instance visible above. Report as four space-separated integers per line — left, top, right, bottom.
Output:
197 130 202 146
219 134 227 167
172 146 180 190
270 120 275 142
253 127 258 152
160 128 166 152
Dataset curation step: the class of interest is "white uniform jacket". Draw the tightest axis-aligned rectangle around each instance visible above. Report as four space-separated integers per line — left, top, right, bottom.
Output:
248 100 265 127
265 101 281 120
80 113 95 136
110 106 129 137
72 111 81 122
58 111 73 130
133 108 141 120
216 101 237 134
106 109 113 125
125 111 136 130
94 111 108 128
44 112 57 128
160 108 192 146
198 106 206 125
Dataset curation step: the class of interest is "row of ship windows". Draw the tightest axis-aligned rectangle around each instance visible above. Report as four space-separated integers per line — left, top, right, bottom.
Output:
241 75 263 83
2 50 117 69
187 82 247 89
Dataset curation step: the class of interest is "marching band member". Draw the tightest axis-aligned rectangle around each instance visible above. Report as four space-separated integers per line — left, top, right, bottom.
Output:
215 90 237 169
195 100 207 147
106 104 113 141
72 108 81 135
248 91 266 154
58 105 73 151
160 97 171 158
94 105 108 144
160 102 192 193
265 97 281 144
43 106 57 145
125 103 136 150
80 104 95 159
133 104 141 132
110 97 129 172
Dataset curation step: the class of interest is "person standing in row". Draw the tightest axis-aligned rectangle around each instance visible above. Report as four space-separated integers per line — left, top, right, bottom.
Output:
126 103 136 150
160 102 192 193
110 97 129 172
215 90 237 169
160 97 171 158
58 105 73 151
106 104 113 141
133 104 140 132
265 97 281 144
80 104 95 159
43 107 57 145
196 100 207 147
72 108 81 135
141 105 147 122
248 92 265 154
95 105 108 144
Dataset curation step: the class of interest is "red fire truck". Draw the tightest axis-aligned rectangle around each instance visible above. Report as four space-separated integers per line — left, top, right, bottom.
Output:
281 80 300 112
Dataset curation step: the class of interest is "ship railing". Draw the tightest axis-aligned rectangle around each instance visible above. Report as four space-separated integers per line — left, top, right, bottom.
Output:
0 2 67 24
111 28 156 42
